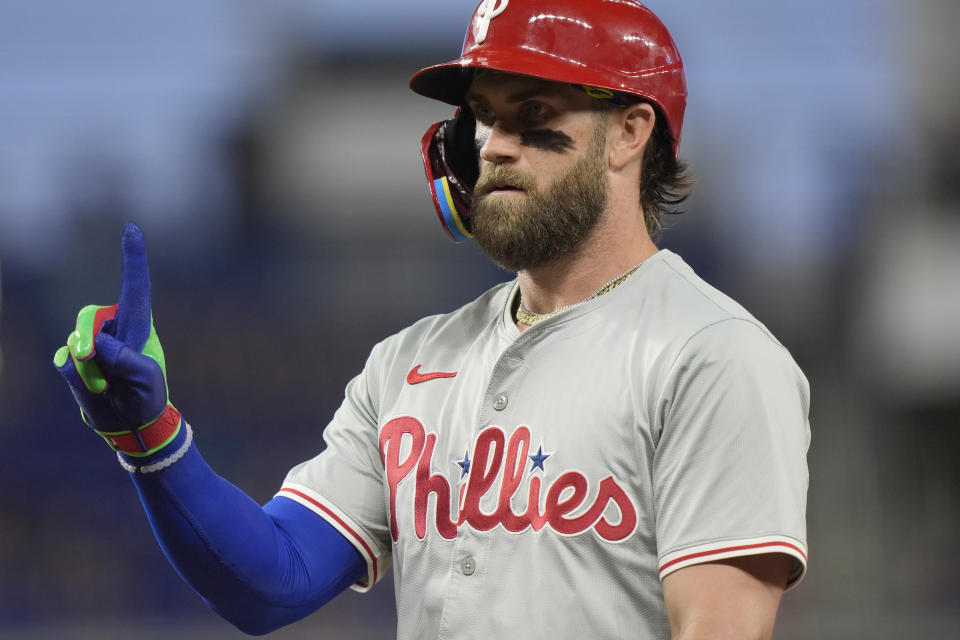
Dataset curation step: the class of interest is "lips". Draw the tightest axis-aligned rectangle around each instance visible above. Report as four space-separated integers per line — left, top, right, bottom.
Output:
477 181 525 198
475 166 532 198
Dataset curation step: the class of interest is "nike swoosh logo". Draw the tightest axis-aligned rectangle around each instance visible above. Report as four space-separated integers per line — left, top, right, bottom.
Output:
406 364 458 385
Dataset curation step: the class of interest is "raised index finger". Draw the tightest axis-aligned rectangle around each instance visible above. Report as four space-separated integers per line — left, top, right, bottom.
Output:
114 222 152 349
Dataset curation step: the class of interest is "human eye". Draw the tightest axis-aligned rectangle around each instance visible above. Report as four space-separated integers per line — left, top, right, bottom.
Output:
470 103 495 125
520 101 552 125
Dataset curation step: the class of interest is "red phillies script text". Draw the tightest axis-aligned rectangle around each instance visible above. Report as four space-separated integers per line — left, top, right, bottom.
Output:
379 416 638 543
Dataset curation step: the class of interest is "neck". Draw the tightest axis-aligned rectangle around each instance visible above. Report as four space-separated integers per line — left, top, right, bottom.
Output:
516 207 658 322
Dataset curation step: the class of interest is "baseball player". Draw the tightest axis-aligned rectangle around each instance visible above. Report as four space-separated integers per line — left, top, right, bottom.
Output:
53 1 809 638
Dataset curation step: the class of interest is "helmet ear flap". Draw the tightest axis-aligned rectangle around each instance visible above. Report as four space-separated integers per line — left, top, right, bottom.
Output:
420 109 478 242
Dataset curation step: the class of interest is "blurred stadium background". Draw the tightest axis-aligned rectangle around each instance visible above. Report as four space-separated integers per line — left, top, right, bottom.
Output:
1 0 958 638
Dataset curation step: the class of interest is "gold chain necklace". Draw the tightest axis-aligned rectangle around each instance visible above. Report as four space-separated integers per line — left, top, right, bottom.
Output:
515 262 644 327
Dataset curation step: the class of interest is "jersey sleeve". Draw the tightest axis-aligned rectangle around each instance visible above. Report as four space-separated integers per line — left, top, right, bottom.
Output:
652 318 810 588
276 345 393 593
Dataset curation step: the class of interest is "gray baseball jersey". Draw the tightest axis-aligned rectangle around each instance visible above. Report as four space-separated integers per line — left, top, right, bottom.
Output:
278 249 810 639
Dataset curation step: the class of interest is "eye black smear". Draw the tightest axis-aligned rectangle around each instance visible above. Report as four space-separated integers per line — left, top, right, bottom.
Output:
521 129 574 153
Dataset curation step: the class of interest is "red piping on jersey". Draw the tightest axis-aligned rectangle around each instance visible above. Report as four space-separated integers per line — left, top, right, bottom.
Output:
659 540 807 574
406 364 458 385
279 487 378 587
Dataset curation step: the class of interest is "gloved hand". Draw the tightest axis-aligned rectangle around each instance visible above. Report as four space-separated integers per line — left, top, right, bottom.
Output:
54 223 182 458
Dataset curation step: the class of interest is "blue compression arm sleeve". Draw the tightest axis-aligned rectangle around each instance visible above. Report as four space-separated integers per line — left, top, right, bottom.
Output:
129 441 365 635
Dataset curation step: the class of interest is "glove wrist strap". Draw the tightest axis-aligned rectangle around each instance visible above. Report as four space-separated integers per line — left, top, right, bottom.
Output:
95 404 182 456
118 421 193 474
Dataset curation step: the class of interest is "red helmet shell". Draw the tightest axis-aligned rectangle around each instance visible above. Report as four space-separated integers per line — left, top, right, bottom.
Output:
410 0 687 154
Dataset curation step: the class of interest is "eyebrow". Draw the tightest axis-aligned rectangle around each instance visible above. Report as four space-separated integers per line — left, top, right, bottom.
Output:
465 84 564 105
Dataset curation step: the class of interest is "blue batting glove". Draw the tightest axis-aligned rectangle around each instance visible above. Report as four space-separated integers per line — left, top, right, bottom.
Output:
54 223 181 457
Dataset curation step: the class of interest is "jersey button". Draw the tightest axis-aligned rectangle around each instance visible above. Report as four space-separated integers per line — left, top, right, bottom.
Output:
460 556 477 576
493 393 508 411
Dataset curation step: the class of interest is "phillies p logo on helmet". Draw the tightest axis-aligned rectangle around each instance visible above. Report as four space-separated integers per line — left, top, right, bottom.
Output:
474 0 509 44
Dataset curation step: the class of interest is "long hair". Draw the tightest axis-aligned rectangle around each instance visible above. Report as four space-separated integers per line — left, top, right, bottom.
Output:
640 105 694 240
640 107 694 239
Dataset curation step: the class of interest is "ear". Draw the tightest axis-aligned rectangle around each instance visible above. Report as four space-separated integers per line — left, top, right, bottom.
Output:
607 102 656 171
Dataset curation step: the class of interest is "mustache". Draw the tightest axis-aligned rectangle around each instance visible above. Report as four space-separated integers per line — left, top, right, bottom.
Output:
473 165 536 199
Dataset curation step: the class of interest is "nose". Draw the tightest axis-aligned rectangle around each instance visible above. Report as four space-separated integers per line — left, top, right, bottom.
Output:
478 122 521 164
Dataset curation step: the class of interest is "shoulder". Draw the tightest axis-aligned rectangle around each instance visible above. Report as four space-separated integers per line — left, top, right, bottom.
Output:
367 279 514 371
385 279 512 349
610 250 795 357
653 252 797 365
611 250 807 399
632 250 782 344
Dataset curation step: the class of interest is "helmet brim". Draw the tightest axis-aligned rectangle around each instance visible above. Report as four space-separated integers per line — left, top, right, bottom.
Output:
409 49 684 153
408 46 676 107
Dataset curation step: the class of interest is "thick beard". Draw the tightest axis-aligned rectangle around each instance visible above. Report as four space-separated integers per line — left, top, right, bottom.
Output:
470 126 608 273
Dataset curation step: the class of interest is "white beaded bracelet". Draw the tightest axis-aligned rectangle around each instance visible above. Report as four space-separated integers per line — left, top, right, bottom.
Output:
117 421 194 474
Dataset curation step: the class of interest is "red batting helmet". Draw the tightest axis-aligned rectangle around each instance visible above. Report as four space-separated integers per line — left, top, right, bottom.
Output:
410 0 687 242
